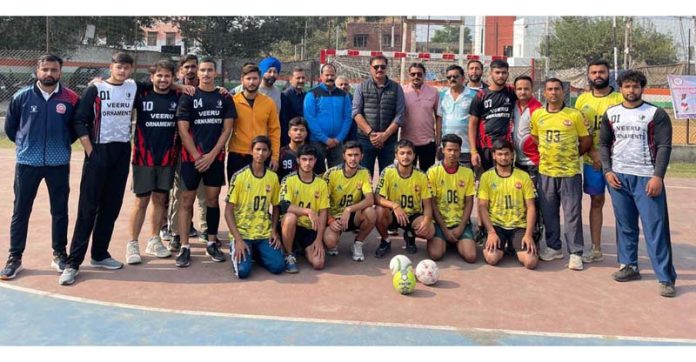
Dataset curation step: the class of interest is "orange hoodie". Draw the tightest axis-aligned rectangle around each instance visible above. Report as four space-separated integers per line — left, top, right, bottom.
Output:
228 92 281 161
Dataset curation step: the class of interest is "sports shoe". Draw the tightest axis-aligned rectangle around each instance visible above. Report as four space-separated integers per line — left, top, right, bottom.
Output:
51 253 68 272
659 282 676 298
0 257 22 280
582 246 604 263
125 240 142 265
146 236 171 258
58 267 79 285
327 247 339 256
90 257 124 270
568 254 584 271
474 228 487 247
189 225 199 238
351 241 365 262
539 247 563 261
159 225 172 241
199 230 209 243
374 239 391 259
168 235 181 253
613 264 641 282
387 227 399 236
206 243 226 262
403 230 417 254
176 247 191 268
285 254 299 274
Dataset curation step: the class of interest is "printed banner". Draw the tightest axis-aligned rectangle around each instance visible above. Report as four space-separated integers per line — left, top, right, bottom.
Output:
667 75 696 119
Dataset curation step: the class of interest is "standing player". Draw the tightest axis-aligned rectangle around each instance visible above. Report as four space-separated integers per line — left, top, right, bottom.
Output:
426 134 476 263
478 140 538 269
279 144 330 273
175 58 236 268
277 117 308 181
322 141 376 262
374 139 435 258
576 59 623 263
225 136 285 279
532 78 592 270
465 60 488 91
125 60 180 264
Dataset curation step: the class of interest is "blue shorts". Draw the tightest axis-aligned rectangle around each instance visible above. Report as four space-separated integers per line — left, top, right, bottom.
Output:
434 223 474 241
583 163 606 195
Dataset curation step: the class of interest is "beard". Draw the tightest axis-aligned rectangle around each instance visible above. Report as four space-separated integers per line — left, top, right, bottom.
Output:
469 74 481 82
244 84 259 93
623 93 640 102
591 77 610 89
39 77 58 86
264 77 276 86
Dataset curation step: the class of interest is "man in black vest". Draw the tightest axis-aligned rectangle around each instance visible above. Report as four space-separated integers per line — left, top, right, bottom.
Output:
352 55 405 176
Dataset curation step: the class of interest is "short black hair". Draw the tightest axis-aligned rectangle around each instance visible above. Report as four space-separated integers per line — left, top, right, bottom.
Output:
112 52 134 65
199 57 216 70
409 62 426 73
544 77 563 88
369 54 388 66
251 135 272 152
342 140 362 154
492 139 514 153
587 59 611 71
489 59 509 70
617 70 647 88
445 64 464 76
150 60 176 75
514 75 533 87
395 139 415 153
441 133 463 148
467 59 483 69
37 54 63 68
297 143 319 159
320 63 336 74
288 116 308 129
179 54 198 67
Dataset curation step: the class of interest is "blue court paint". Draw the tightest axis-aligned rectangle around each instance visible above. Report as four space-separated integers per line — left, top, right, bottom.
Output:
0 287 691 346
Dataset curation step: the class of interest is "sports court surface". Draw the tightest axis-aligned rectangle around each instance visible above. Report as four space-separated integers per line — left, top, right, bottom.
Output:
1 149 695 346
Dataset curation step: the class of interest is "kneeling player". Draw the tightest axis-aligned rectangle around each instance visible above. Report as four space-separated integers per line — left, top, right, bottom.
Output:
323 141 376 261
280 144 330 273
374 139 435 258
225 136 285 278
478 140 538 269
426 134 476 262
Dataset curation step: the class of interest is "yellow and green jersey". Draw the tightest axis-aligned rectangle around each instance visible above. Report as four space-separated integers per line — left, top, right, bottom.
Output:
530 106 589 177
226 166 280 240
477 168 536 229
323 165 373 218
280 172 330 229
427 164 475 228
376 165 432 216
575 89 623 164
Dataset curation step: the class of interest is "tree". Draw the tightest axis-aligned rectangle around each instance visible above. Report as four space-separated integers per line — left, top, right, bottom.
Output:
541 16 678 69
431 24 472 45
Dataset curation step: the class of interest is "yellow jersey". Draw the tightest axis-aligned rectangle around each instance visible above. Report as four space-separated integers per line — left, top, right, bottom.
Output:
427 164 476 228
226 166 280 240
477 168 536 229
323 165 374 218
575 89 623 164
376 165 432 216
280 172 330 229
530 105 589 177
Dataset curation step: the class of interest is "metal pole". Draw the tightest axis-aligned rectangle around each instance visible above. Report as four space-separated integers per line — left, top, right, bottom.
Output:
545 17 550 77
613 16 619 79
426 16 431 53
458 16 465 66
624 17 632 69
401 16 408 82
45 17 49 53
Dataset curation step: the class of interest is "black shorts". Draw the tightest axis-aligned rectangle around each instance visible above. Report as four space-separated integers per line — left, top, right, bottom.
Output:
132 165 175 196
389 212 422 231
492 226 531 251
294 226 318 250
179 160 225 191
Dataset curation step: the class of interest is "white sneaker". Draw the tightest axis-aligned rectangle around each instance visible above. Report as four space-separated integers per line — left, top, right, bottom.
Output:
327 247 339 256
125 240 142 265
568 254 584 271
351 241 365 262
539 247 563 261
146 236 172 258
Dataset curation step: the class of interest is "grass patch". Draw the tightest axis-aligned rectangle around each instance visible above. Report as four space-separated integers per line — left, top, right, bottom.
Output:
666 162 696 178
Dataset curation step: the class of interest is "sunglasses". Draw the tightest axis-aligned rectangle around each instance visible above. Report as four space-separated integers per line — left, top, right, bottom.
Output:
372 64 387 71
409 72 423 77
446 75 461 80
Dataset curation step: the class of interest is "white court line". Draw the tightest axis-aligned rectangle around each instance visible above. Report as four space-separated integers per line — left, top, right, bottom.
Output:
1 282 695 344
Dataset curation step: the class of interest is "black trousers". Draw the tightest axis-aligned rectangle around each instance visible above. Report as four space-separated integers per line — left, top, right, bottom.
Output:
9 164 70 259
67 142 130 269
414 142 437 172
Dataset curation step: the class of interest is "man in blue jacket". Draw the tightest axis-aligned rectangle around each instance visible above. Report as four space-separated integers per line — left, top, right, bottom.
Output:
1 54 79 280
303 63 352 174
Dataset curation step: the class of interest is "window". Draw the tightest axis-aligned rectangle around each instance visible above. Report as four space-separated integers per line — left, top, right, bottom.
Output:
382 33 391 47
353 34 368 48
146 32 157 46
166 32 176 46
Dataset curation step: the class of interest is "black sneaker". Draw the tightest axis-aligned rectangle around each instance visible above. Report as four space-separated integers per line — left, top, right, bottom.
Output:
51 253 68 272
613 265 641 282
404 230 417 254
387 227 399 236
660 282 676 298
206 243 226 262
189 225 199 238
0 257 22 280
474 228 487 247
375 239 391 259
199 230 209 243
175 247 191 268
168 235 181 253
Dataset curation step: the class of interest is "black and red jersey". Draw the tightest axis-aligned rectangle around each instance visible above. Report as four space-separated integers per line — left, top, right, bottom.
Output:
132 84 181 167
177 88 236 162
278 145 298 181
469 85 517 149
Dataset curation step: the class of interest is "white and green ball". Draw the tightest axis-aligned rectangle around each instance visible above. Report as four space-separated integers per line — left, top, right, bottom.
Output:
389 254 412 276
392 265 417 295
